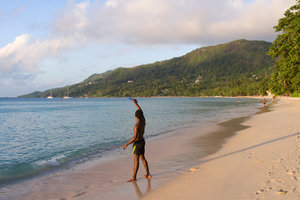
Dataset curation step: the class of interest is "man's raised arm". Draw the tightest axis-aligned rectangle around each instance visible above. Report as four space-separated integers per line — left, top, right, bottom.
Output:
132 99 142 110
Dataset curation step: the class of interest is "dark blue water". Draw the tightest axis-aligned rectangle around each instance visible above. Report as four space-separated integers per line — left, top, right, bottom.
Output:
0 97 261 185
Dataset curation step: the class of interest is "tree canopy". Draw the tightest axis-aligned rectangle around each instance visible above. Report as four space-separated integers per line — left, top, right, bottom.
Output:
268 0 300 96
20 40 274 98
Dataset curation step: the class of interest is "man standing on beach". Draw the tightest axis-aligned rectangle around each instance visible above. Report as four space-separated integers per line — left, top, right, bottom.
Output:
123 99 151 182
263 98 267 106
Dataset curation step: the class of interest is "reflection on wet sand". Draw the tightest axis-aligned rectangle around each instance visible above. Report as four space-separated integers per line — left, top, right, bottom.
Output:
192 116 251 159
132 179 152 199
258 100 274 114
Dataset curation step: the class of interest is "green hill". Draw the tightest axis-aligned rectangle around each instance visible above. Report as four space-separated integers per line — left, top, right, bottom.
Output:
20 39 274 98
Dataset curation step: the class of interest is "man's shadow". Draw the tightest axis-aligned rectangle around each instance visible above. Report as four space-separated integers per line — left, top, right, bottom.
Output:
131 179 151 199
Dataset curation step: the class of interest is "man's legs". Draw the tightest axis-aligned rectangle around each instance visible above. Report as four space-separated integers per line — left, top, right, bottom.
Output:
140 155 151 179
128 154 139 182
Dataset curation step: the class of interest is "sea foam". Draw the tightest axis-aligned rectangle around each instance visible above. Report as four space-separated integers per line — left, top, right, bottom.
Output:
33 155 66 168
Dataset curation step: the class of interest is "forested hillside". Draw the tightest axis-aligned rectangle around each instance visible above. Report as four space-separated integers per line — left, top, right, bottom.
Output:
20 39 274 97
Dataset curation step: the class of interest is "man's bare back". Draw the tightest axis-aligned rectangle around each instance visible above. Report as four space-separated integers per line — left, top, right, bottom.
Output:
134 121 145 142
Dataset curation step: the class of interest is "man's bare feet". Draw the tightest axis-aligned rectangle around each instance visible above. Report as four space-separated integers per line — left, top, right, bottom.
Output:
127 178 137 182
144 174 152 179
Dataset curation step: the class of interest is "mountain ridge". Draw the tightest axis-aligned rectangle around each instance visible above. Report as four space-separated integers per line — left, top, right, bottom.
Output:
20 39 274 98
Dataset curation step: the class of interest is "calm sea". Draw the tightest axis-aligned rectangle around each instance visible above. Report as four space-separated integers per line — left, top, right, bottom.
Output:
0 97 261 185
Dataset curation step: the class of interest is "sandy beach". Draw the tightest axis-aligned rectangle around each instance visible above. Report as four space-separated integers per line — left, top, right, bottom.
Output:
144 97 300 200
0 113 230 200
1 97 299 200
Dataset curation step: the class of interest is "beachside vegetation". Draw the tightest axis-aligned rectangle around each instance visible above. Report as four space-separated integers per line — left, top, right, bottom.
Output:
268 0 300 96
20 40 274 98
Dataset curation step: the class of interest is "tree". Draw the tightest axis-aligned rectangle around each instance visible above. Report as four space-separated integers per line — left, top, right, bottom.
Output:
268 0 300 95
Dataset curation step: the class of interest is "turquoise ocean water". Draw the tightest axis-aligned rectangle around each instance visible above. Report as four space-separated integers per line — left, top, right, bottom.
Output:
0 97 261 186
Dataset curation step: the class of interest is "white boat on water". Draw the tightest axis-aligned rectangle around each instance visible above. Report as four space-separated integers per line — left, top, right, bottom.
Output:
63 87 71 99
47 90 53 99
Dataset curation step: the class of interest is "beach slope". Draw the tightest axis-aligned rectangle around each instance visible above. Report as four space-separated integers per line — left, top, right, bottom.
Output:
144 98 300 200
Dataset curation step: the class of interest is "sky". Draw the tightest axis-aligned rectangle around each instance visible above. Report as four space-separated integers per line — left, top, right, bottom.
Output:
0 0 295 97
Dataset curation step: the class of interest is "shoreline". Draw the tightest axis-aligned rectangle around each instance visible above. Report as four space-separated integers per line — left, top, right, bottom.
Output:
0 97 261 187
0 122 226 200
0 98 263 200
11 95 275 99
144 97 300 199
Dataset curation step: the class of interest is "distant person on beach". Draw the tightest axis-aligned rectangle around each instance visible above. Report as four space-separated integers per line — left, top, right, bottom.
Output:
263 98 267 106
123 99 151 182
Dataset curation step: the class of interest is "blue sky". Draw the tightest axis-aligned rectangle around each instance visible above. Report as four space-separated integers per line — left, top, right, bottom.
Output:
0 0 295 97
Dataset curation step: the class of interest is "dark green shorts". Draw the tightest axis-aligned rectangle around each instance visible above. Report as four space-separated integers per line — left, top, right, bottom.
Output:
132 139 145 155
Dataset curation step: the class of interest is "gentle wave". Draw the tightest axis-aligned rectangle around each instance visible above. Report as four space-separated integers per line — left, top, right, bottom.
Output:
32 155 66 168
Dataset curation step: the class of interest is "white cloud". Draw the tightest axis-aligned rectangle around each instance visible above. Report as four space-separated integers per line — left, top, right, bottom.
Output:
0 1 89 80
207 0 294 41
80 0 294 44
53 1 89 39
0 34 75 78
45 0 292 46
106 0 125 8
0 0 295 91
228 0 244 9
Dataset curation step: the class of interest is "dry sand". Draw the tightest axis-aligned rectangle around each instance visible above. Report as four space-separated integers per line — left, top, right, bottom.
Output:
144 97 300 200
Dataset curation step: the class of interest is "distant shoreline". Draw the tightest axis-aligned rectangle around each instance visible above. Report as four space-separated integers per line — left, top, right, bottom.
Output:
12 95 273 99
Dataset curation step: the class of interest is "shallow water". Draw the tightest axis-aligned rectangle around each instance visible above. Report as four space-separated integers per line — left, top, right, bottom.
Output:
0 97 261 185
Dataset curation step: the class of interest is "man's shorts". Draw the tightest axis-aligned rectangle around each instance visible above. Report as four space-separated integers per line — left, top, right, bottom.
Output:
132 139 145 155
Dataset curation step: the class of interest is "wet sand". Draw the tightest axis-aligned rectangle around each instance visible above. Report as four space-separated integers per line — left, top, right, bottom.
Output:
0 103 258 200
144 98 300 200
